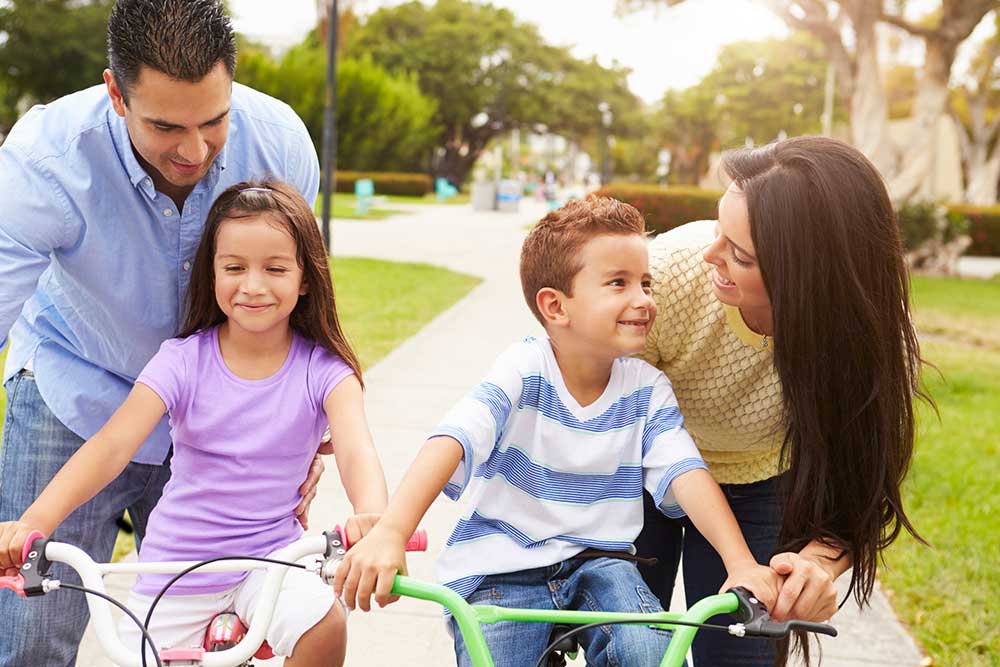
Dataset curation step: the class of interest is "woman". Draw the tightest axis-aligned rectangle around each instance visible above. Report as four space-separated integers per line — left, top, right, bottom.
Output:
636 136 926 666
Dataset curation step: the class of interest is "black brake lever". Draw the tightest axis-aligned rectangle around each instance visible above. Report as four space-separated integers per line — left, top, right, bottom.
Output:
727 586 837 639
19 534 54 597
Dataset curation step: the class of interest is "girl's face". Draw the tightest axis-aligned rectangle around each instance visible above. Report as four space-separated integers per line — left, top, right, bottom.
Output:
213 213 306 336
702 184 771 319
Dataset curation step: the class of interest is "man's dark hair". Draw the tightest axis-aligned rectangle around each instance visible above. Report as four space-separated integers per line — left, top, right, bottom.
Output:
108 0 237 102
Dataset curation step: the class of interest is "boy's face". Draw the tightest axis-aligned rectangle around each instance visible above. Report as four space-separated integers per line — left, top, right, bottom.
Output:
561 233 656 358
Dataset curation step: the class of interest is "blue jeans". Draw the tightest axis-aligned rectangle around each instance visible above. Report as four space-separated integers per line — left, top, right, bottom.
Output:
0 370 172 667
634 476 784 667
452 556 678 667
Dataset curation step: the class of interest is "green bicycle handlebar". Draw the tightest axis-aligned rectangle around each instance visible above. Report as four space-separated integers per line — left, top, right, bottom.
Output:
391 574 742 667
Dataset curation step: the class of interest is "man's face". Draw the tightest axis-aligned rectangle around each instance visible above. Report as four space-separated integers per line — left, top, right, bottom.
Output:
105 63 232 195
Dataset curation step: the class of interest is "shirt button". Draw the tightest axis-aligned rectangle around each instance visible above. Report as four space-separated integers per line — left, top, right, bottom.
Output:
163 209 173 217
183 261 191 271
144 178 151 187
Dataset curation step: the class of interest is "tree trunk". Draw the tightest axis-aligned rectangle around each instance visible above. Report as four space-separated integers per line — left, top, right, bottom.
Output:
960 96 1000 204
849 7 896 182
888 40 953 201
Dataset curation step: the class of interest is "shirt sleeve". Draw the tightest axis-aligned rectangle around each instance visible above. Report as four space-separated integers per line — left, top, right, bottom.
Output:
308 345 355 410
431 343 527 501
641 371 707 518
290 114 320 206
0 144 72 349
135 339 189 416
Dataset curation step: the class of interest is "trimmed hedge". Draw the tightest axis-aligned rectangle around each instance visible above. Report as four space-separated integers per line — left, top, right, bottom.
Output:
596 184 723 235
948 204 1000 256
335 171 433 197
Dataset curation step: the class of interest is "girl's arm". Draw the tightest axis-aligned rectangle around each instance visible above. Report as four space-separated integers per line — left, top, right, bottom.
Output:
0 383 166 572
670 468 781 609
323 375 388 523
332 435 464 612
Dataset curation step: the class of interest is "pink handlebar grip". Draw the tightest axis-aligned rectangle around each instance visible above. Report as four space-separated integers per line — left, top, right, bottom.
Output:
334 525 428 552
21 530 45 564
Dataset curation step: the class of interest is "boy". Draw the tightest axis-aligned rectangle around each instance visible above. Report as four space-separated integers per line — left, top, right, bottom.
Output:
335 197 778 666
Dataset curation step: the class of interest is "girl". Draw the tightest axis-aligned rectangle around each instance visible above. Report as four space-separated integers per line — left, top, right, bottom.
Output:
0 181 387 666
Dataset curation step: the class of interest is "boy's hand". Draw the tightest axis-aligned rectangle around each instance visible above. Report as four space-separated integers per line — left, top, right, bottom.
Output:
768 552 838 622
333 524 408 612
0 521 37 576
720 559 780 612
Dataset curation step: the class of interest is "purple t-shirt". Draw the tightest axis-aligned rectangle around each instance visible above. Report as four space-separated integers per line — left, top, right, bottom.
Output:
133 326 353 595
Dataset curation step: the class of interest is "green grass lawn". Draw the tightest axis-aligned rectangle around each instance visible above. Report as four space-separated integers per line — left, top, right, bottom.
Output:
311 196 406 220
880 339 999 666
911 274 1000 349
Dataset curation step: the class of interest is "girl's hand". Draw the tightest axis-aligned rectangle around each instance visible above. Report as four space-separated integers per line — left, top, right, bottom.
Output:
720 559 780 611
0 521 37 576
342 512 381 546
768 552 838 622
333 524 407 612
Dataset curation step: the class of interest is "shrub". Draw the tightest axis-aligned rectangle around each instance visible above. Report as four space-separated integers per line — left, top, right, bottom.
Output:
596 184 722 235
947 204 1000 256
237 46 439 173
335 171 433 197
896 201 969 251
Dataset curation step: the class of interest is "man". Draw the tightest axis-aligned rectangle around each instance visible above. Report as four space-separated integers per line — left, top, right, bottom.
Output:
0 2 324 664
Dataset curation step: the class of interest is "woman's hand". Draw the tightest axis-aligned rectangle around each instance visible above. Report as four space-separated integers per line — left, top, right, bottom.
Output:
0 521 37 576
768 552 838 622
333 524 408 612
720 559 781 611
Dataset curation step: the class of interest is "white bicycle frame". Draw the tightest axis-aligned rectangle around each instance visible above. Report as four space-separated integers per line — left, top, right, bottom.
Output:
39 535 331 667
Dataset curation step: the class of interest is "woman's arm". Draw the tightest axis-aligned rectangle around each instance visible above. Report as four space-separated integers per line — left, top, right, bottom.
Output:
0 383 166 572
323 375 388 521
670 468 781 608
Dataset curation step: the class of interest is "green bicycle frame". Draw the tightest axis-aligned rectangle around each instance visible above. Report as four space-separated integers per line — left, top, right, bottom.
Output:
391 575 740 667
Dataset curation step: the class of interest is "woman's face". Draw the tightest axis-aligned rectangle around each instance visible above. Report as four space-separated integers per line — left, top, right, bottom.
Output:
703 184 771 320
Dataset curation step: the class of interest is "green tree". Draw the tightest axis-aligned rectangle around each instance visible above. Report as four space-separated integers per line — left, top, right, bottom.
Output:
652 85 721 185
346 0 642 185
700 33 847 149
0 0 112 108
236 42 439 173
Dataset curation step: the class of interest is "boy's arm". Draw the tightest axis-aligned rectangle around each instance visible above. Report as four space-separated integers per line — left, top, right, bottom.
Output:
0 383 166 573
670 469 780 609
323 375 388 532
332 435 464 612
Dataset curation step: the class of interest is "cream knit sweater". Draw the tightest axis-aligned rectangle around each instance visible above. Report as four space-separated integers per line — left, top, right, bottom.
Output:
641 221 786 485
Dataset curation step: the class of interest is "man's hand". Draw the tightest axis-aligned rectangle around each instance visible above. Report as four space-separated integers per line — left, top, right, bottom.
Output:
296 450 329 530
333 524 407 612
0 521 37 577
720 558 781 612
768 552 838 622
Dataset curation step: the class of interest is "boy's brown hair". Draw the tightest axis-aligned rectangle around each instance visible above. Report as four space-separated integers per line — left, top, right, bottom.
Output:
519 195 646 325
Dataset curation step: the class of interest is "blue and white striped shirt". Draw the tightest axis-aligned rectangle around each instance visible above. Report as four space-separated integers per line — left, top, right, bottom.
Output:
433 337 706 602
0 83 319 464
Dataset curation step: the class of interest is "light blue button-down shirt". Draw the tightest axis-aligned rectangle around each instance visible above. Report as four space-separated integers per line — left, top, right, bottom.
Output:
0 82 320 464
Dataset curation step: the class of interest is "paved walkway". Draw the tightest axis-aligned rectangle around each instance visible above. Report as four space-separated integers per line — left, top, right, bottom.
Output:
77 200 925 666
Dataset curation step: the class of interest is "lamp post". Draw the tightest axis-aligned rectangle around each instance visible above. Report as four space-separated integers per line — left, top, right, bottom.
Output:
319 0 338 253
598 101 613 185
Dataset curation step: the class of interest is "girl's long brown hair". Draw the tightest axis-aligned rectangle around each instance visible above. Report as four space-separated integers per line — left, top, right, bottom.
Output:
178 180 363 386
721 137 928 664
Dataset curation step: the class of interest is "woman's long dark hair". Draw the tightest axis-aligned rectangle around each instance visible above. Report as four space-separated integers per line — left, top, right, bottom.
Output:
178 180 363 386
721 137 928 664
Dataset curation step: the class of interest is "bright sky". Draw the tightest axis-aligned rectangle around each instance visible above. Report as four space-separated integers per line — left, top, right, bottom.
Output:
228 0 789 103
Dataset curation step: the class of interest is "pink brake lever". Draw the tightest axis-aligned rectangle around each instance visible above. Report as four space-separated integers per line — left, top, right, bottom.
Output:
333 524 428 552
0 530 45 598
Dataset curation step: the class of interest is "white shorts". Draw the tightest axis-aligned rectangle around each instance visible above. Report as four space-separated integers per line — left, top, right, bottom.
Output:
117 559 339 665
